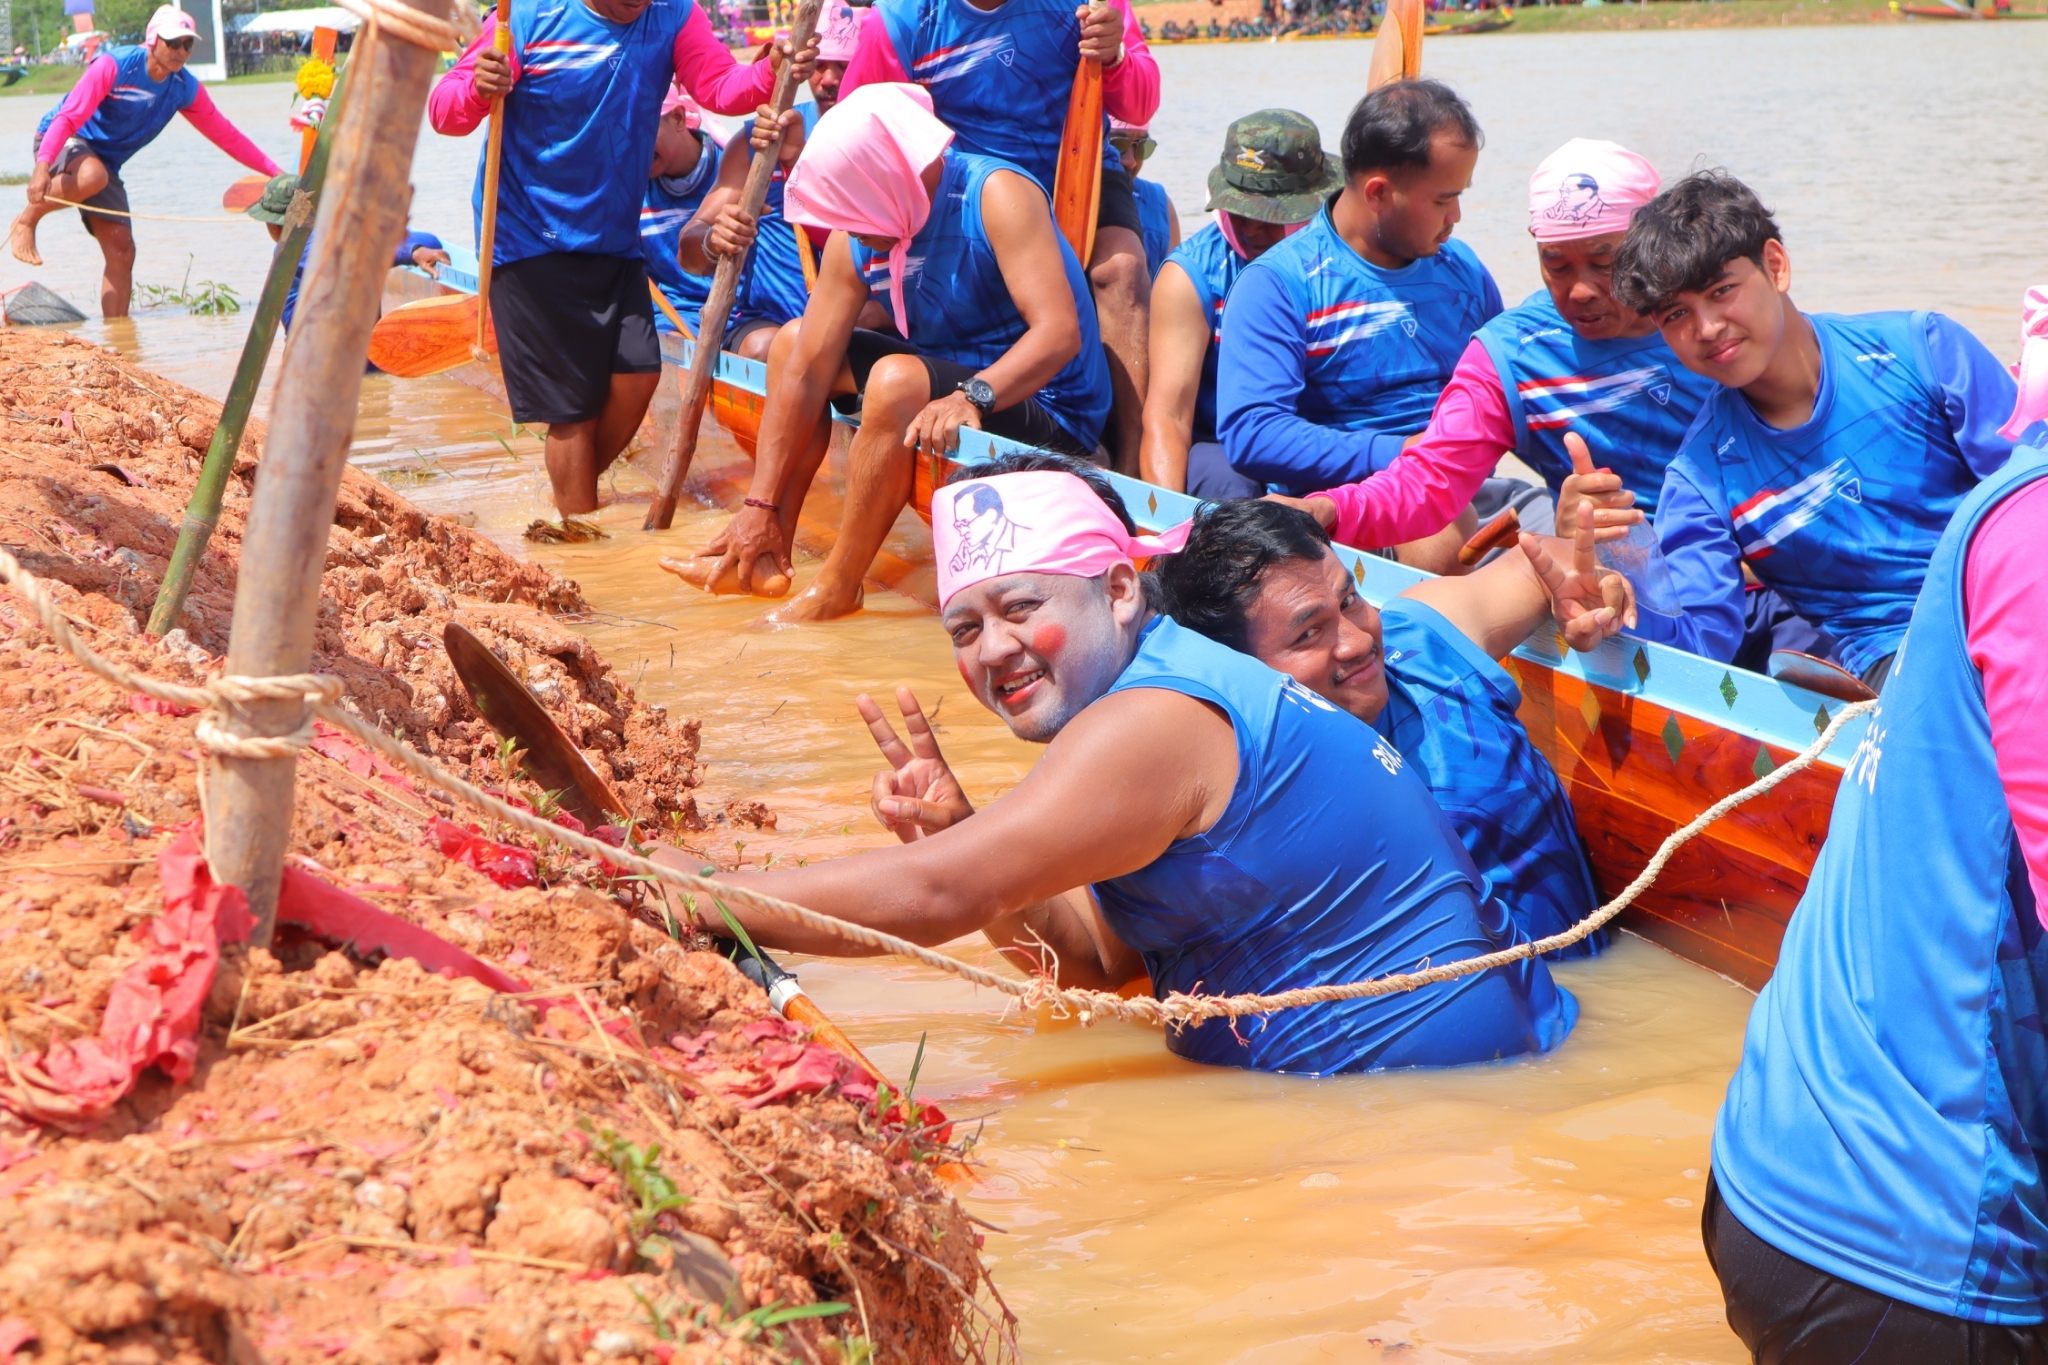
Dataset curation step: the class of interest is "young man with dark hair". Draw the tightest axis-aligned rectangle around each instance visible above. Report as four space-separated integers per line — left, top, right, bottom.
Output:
1140 110 1340 499
1216 79 1502 525
1153 499 1629 953
665 452 1584 1075
1611 170 2017 691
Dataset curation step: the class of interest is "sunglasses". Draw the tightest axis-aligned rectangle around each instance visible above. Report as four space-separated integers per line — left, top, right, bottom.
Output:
161 35 195 49
1111 136 1157 162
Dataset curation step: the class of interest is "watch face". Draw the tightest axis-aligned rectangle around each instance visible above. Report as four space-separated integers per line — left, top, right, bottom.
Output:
964 378 996 410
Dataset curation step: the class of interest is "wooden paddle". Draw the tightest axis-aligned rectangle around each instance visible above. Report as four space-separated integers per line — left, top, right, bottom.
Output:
644 0 825 532
1366 0 1424 89
1768 650 1877 704
649 278 695 339
474 0 513 355
1051 56 1103 262
222 174 270 212
300 25 340 174
442 621 631 828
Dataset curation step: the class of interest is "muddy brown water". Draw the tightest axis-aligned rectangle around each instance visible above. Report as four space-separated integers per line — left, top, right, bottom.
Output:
5 25 2046 1360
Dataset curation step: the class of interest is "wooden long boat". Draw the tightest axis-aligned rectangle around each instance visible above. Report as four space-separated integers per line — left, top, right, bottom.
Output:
389 255 1866 992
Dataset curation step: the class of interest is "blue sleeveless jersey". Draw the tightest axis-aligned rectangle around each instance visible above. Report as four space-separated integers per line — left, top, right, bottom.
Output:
850 150 1111 452
1092 616 1577 1075
484 0 689 265
1475 290 1714 516
1375 601 1603 957
730 104 818 332
1238 209 1502 438
640 131 721 336
1664 311 1995 678
1162 222 1246 446
38 47 197 174
874 0 1109 194
1133 176 1172 279
1713 442 2048 1323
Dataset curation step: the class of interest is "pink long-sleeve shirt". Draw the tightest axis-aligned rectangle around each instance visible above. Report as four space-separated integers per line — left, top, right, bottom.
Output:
427 5 776 135
36 54 281 176
1965 476 2048 918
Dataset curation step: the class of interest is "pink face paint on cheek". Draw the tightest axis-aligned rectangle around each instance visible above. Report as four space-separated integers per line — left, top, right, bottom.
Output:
957 656 974 685
1031 623 1066 659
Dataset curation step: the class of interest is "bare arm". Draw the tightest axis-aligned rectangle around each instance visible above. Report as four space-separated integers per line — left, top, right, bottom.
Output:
986 887 1147 990
691 687 1237 955
1404 523 1634 659
1139 261 1208 490
677 134 751 275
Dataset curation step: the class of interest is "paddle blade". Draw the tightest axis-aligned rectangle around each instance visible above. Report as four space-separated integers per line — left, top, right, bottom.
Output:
1396 0 1424 75
1367 10 1406 89
442 622 630 828
367 292 496 379
1769 650 1877 704
1052 57 1104 262
222 174 270 213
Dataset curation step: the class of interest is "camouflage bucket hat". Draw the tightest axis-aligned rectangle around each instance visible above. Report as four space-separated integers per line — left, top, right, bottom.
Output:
1204 109 1343 225
245 172 301 226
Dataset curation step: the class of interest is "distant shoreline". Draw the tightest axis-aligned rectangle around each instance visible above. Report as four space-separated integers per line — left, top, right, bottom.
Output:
1135 0 2047 36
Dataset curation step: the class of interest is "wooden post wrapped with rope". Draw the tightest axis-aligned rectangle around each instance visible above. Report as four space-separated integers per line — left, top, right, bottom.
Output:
205 0 471 945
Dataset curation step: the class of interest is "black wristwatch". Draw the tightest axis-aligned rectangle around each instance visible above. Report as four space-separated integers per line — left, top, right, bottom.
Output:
958 376 996 417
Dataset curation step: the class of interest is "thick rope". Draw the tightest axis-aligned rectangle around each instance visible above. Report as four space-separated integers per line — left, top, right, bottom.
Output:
0 544 1873 1028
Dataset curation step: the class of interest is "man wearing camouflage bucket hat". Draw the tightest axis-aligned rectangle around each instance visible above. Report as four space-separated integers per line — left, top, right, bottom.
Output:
245 173 446 338
1139 110 1340 498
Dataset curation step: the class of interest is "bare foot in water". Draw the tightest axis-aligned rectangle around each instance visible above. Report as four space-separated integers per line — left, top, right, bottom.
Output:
658 554 792 598
763 578 863 623
9 211 43 267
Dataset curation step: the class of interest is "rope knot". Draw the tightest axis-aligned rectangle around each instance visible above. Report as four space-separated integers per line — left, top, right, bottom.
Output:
195 672 345 759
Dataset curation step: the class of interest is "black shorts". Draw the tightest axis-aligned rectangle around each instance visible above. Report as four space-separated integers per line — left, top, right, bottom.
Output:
832 328 1097 461
1096 164 1142 238
43 137 128 231
489 252 662 426
1702 1173 2048 1364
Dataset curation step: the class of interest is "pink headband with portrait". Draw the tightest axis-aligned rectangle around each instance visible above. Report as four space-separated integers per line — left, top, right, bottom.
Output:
932 471 1192 610
785 82 954 335
1527 138 1660 242
1999 286 2048 442
816 0 863 63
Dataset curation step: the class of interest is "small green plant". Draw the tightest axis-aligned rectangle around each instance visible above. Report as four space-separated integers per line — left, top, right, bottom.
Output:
374 448 447 488
727 1301 853 1349
136 255 240 315
583 1123 689 1248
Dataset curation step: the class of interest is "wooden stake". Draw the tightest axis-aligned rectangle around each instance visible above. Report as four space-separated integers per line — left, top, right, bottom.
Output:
644 0 823 532
206 0 449 945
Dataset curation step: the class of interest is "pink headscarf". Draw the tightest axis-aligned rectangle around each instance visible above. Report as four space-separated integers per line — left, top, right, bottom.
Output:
933 472 1192 610
660 84 702 130
1999 286 2048 442
1528 138 1660 242
784 82 954 336
816 0 863 63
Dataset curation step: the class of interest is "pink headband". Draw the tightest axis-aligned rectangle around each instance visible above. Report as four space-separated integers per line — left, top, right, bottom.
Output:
932 471 1192 610
660 84 702 129
816 0 862 63
1528 138 1659 242
785 83 954 336
1999 286 2048 442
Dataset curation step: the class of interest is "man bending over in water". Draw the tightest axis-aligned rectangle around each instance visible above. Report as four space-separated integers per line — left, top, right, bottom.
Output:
1154 499 1629 954
665 83 1110 619
666 453 1621 1074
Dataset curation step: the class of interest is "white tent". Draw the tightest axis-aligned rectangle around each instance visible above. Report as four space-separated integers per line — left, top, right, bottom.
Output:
231 7 360 34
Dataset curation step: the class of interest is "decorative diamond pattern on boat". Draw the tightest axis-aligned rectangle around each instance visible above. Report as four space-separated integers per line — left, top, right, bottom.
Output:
1147 492 1158 516
1813 702 1831 736
1633 647 1651 686
1752 746 1776 779
1661 713 1685 765
1353 559 1365 584
1579 687 1601 735
1719 672 1739 709
1554 630 1568 657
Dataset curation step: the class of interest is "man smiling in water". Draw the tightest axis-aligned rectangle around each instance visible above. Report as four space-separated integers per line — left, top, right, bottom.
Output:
671 452 1585 1075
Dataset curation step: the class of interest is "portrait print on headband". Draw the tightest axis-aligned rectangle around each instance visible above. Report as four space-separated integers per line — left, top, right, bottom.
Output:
947 483 1029 579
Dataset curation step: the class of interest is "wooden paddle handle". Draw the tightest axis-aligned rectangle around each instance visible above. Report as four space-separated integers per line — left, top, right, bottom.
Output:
648 278 694 339
1457 505 1519 567
1052 56 1103 263
780 990 886 1082
645 0 823 532
473 0 513 353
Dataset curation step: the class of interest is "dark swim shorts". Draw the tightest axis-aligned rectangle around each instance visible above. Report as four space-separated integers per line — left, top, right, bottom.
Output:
488 251 662 427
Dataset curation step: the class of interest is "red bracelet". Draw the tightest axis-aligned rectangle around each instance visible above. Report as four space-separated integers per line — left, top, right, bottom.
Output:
743 497 777 511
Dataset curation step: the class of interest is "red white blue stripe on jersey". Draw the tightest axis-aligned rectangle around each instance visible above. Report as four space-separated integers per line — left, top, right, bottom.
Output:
1518 365 1675 431
910 35 1014 83
521 40 619 71
1730 457 1861 561
1304 299 1415 357
639 204 692 238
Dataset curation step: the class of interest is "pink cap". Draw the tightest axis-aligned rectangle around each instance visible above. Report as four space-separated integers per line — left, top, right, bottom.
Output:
816 0 863 63
145 4 199 46
932 471 1192 610
1109 117 1148 137
660 84 702 129
1527 138 1660 242
785 82 954 336
1999 285 2048 442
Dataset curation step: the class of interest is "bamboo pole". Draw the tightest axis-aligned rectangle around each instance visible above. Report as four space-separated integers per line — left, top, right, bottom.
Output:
644 0 822 532
473 0 511 354
147 60 354 639
206 0 450 945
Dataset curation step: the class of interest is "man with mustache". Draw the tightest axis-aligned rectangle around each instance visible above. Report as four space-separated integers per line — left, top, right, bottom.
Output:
668 452 1601 1075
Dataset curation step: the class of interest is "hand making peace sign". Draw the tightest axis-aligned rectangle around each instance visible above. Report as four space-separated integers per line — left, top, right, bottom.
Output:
1519 517 1638 654
857 687 974 843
